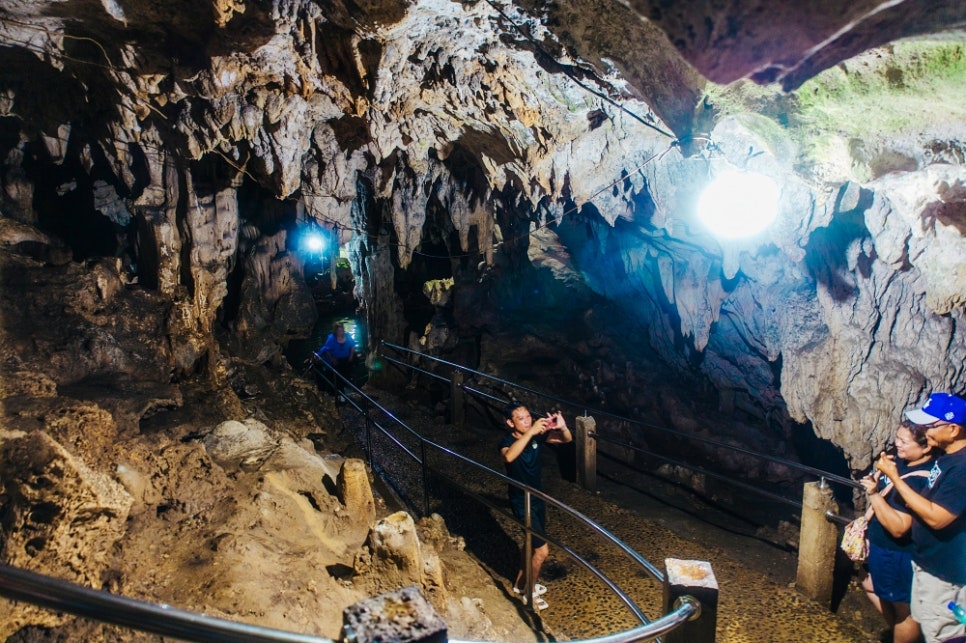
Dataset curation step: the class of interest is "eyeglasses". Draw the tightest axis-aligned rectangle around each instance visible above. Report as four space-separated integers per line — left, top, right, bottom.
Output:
922 420 949 430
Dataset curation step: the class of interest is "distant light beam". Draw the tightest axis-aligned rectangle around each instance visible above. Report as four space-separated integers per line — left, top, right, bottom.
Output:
303 232 325 253
696 171 780 238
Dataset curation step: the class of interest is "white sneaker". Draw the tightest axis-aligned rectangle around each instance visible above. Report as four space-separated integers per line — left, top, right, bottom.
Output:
520 594 549 611
513 583 547 597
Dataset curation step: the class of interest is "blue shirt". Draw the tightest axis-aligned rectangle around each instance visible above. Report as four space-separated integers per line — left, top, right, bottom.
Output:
317 333 356 361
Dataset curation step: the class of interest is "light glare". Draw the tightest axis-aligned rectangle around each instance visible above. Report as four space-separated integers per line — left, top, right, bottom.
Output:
303 232 325 253
696 171 780 238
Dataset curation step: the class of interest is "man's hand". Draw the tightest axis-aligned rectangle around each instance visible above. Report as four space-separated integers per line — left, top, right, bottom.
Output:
548 411 567 431
530 418 551 435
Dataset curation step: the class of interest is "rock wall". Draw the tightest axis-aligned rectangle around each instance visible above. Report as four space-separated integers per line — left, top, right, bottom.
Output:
1 0 965 476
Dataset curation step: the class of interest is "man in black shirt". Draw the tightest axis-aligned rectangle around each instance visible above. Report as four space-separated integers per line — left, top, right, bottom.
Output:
499 403 572 610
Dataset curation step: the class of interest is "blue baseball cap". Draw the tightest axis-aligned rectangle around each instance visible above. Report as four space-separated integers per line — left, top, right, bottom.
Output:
905 392 966 425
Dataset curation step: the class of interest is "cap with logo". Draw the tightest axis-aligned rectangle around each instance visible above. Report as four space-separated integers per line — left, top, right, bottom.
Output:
904 392 966 425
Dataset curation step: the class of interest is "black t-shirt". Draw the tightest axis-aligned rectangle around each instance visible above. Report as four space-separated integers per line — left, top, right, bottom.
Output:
911 448 966 584
500 432 547 500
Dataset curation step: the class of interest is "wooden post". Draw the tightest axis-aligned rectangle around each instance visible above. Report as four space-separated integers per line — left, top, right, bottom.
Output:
450 369 464 428
575 415 597 492
663 558 717 643
795 480 839 606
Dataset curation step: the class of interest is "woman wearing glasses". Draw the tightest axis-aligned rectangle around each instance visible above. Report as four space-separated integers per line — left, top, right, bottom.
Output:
861 420 936 643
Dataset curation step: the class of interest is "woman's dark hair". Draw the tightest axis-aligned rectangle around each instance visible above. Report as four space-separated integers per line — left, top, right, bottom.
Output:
900 419 930 448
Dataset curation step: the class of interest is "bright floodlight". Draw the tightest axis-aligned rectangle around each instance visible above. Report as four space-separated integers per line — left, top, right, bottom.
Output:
696 171 780 238
303 232 325 253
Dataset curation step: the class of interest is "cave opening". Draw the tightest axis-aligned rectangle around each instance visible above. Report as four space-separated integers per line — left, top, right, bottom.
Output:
791 420 854 507
23 134 129 262
397 237 453 349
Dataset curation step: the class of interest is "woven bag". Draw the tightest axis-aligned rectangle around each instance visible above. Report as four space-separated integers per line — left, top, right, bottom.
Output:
840 514 871 561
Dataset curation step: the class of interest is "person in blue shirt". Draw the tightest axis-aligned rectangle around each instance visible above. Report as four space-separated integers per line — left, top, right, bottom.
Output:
313 322 357 401
499 403 571 611
860 420 936 643
877 392 966 643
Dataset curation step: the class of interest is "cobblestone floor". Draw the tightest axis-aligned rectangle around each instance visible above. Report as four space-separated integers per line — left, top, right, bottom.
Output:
337 385 882 643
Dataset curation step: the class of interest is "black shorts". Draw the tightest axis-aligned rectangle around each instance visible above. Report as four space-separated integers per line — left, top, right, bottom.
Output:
509 496 546 549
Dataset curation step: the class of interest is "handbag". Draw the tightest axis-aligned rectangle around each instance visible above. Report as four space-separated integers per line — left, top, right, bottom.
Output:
839 469 930 562
841 512 872 561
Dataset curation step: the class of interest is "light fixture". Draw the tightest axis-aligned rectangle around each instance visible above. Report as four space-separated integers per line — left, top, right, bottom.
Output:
695 170 780 239
301 231 326 254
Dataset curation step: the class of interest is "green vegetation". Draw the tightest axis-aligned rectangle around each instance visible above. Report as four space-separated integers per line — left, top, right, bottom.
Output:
701 41 966 179
794 41 966 134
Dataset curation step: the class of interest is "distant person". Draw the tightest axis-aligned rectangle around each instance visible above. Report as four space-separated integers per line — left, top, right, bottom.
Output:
876 392 966 643
860 420 935 643
500 403 572 611
313 322 357 401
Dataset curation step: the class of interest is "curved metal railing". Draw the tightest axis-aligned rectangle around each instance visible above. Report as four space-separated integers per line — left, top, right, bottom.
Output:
0 562 698 643
308 358 701 642
0 563 333 642
1 357 701 643
378 341 863 515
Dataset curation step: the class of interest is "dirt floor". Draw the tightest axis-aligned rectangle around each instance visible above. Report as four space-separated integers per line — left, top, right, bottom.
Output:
1 362 545 642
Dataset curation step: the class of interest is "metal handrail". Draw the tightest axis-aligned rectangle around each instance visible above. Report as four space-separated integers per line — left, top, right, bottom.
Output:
315 360 663 581
592 431 804 510
310 360 696 642
380 341 861 492
0 558 696 643
0 563 332 642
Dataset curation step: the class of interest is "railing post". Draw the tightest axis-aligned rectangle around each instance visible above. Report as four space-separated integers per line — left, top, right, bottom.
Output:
420 441 430 516
663 559 716 643
450 368 465 428
364 401 373 468
330 253 338 291
795 479 839 606
576 415 597 492
523 489 534 609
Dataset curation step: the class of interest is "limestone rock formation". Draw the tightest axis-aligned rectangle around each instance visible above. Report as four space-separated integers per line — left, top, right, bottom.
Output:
0 430 133 638
622 0 966 89
0 226 537 639
0 1 965 630
0 0 965 639
337 458 378 542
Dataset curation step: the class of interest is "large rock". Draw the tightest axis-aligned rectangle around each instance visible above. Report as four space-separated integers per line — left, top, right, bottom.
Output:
337 459 377 542
356 511 446 602
0 430 133 638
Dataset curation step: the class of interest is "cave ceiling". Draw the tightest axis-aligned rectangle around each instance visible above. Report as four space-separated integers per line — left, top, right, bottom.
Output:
1 0 966 468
